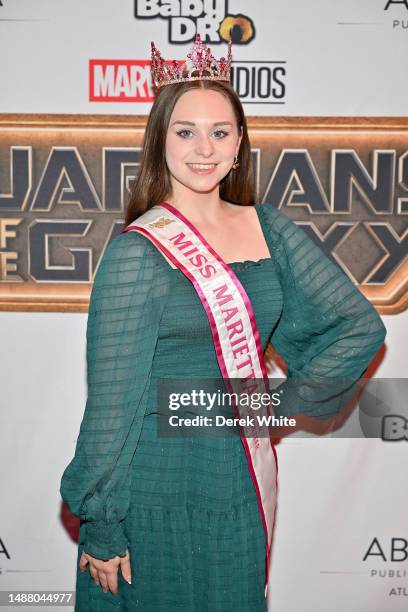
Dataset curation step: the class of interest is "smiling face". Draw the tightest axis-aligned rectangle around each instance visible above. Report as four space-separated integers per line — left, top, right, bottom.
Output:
165 88 243 198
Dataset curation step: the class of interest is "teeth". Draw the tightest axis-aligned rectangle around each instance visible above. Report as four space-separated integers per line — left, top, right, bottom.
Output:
188 163 216 169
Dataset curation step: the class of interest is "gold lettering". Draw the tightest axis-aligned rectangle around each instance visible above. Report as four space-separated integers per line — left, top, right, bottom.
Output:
0 251 22 281
0 218 22 248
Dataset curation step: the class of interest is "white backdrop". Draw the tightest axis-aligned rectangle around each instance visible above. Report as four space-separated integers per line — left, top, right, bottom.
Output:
0 1 407 611
0 0 407 116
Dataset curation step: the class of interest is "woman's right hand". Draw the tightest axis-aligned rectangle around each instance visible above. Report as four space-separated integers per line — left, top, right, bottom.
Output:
79 549 132 595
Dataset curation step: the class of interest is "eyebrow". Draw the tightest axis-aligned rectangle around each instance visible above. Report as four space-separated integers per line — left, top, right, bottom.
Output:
170 120 233 127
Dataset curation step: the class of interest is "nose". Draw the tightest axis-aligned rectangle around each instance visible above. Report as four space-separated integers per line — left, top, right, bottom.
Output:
194 133 215 158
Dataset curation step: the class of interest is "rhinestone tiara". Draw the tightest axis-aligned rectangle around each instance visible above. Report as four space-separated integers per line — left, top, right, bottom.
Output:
150 33 232 89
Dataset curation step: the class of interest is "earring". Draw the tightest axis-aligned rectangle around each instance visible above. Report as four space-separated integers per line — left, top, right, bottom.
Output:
232 154 240 170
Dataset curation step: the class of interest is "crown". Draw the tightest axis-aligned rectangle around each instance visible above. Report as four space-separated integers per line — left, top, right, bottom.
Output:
150 33 232 89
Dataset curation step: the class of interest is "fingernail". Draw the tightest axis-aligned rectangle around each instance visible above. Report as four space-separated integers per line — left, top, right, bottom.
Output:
126 578 132 584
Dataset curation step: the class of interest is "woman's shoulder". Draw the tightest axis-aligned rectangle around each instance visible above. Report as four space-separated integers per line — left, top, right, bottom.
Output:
94 228 173 293
256 202 298 236
100 228 171 270
256 203 307 258
256 203 334 272
105 227 158 257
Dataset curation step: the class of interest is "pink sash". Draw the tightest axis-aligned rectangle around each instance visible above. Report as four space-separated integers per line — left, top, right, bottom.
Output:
122 201 278 597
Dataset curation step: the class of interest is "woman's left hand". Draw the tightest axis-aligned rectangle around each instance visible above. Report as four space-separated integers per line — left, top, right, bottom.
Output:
79 548 132 594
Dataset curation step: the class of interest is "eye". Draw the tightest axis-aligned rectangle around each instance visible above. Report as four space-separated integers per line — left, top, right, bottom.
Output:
212 129 229 138
176 129 193 138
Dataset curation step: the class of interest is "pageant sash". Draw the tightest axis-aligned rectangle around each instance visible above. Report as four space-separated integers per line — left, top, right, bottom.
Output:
122 201 278 597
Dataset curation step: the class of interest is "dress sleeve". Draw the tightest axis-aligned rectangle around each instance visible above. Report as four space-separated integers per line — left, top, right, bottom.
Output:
59 230 170 560
261 204 387 420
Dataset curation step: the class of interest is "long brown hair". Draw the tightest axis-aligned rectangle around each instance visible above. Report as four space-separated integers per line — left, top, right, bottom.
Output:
125 79 255 226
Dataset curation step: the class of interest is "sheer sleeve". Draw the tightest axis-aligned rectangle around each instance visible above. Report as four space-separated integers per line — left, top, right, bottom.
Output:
260 204 387 420
60 230 170 559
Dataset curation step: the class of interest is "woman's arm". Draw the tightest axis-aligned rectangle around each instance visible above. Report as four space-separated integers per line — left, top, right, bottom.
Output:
261 204 387 420
60 230 169 559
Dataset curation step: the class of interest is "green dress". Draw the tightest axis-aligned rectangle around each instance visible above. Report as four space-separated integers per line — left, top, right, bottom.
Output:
60 203 386 611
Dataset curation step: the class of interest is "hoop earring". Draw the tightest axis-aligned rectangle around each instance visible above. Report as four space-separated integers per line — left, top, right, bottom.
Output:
232 154 240 170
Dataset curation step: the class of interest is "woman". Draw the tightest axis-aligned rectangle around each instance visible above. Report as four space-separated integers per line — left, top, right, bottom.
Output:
60 35 386 611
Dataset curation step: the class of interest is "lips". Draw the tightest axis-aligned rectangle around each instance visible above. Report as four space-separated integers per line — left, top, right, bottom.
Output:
187 163 217 169
187 162 218 175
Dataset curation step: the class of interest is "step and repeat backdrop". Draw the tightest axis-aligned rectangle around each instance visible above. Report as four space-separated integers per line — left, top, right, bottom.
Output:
0 1 407 611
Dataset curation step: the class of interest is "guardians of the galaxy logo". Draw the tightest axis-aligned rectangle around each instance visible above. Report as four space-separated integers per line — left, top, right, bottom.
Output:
0 116 407 313
134 0 255 44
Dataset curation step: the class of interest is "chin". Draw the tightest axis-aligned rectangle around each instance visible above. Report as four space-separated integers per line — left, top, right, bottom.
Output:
187 183 219 195
191 171 229 186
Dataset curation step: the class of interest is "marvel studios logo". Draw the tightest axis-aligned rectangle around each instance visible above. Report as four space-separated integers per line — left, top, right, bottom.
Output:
89 59 287 104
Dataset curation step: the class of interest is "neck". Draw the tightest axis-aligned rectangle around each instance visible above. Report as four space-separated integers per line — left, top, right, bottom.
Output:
163 187 232 225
